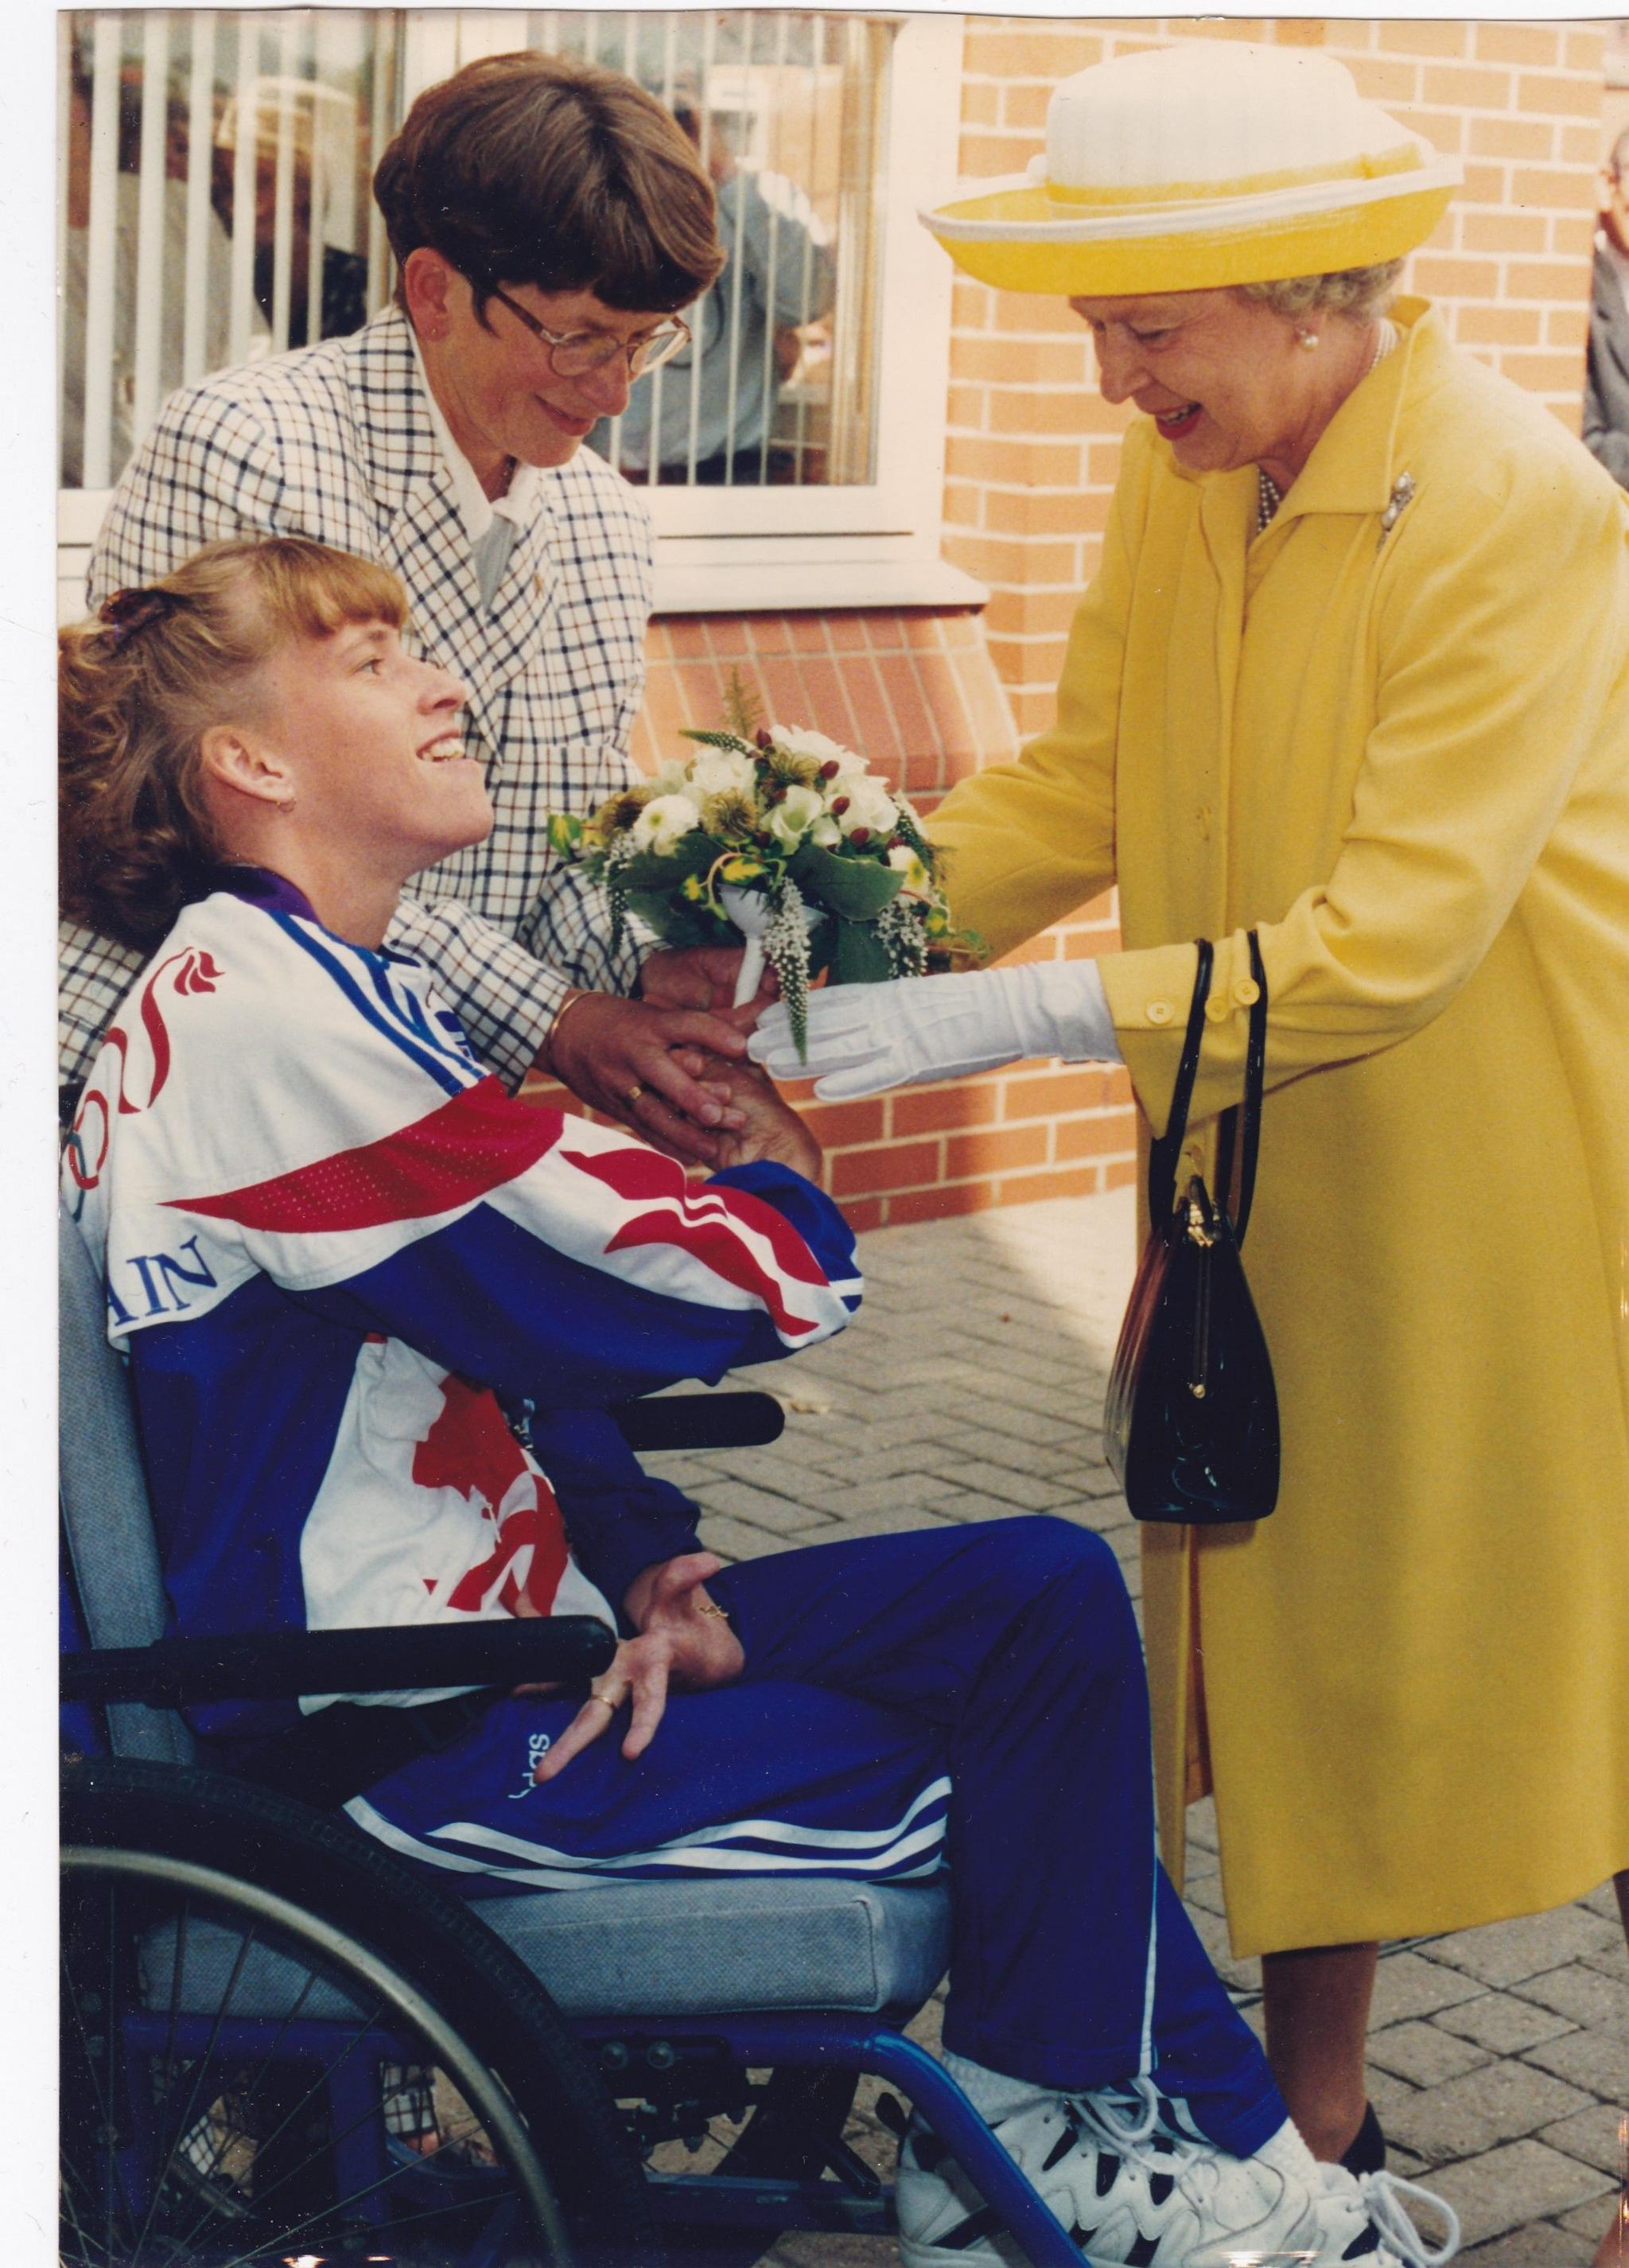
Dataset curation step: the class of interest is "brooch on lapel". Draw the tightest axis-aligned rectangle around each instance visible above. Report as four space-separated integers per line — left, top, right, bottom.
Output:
1378 471 1416 548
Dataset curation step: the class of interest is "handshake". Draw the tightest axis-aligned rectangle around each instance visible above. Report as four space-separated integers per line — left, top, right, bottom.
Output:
545 945 1120 1177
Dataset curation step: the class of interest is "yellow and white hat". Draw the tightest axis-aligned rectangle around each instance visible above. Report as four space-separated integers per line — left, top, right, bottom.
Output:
921 41 1459 297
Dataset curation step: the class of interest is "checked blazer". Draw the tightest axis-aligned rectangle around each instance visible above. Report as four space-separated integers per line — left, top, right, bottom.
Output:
61 306 656 1107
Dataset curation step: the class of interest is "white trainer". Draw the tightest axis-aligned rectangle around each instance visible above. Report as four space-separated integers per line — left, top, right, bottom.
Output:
895 2084 1460 2268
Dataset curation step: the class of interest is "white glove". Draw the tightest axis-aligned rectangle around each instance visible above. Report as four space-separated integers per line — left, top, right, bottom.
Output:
748 962 1122 1099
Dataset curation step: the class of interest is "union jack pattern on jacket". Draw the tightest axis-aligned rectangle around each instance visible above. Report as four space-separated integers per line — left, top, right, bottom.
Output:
60 305 656 1109
61 872 861 1739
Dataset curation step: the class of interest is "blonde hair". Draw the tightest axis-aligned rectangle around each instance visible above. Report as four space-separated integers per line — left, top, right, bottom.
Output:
1238 261 1404 325
60 538 407 951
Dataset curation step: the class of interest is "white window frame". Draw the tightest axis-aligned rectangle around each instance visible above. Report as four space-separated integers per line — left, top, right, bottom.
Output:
60 10 979 617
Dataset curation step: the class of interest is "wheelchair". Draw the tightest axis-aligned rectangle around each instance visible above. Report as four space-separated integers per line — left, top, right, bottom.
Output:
60 1210 1088 2268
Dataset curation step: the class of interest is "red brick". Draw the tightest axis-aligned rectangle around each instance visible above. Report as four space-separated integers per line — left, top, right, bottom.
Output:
702 615 754 660
1410 255 1503 298
1456 304 1543 347
1564 29 1608 75
840 656 908 774
823 613 869 655
1104 1157 1140 1194
995 1164 1101 1206
873 653 937 760
1506 258 1595 301
1474 22 1563 68
664 617 712 660
885 1180 998 1229
830 1138 943 1199
963 28 1101 80
835 1196 885 1235
1458 164 1513 207
946 1123 1050 1181
1516 72 1605 120
947 435 1087 488
799 1097 885 1150
1468 115 1557 162
1460 209 1549 253
890 1082 1001 1138
1000 1065 1117 1118
960 80 998 128
1420 64 1510 110
1497 350 1595 391
1055 1113 1137 1163
1379 21 1468 59
1509 166 1592 208
1342 56 1419 105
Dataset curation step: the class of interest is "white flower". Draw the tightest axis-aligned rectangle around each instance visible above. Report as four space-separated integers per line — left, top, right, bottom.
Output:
834 775 900 840
886 842 933 898
765 784 826 850
651 757 693 795
774 726 865 779
686 748 760 801
632 792 704 855
809 814 843 849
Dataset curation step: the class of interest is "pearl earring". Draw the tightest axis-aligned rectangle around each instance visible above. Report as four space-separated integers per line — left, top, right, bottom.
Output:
1297 328 1320 351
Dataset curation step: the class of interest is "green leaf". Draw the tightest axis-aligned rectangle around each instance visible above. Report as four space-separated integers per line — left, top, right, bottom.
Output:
830 920 897 986
616 835 721 892
618 891 734 950
678 727 759 758
788 841 906 920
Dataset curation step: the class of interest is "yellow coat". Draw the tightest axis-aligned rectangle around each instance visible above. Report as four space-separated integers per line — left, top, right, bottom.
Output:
929 301 1629 1956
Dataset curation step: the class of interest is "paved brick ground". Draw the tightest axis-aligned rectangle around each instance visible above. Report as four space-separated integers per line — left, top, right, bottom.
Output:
649 1189 1627 2266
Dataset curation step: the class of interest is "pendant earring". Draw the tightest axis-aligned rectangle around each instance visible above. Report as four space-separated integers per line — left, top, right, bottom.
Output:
1297 328 1320 351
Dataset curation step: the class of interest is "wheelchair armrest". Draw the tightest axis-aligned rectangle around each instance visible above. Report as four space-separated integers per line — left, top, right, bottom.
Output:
60 1614 617 1709
609 1390 785 1454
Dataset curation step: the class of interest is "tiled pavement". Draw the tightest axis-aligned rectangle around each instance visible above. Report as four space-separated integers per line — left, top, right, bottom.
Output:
648 1188 1629 2266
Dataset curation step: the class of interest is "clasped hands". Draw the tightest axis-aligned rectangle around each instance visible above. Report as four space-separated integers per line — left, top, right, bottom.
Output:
545 943 777 1167
518 1550 745 1784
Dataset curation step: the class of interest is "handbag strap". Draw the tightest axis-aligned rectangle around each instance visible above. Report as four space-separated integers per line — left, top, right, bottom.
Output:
1146 939 1214 1227
1231 930 1269 1244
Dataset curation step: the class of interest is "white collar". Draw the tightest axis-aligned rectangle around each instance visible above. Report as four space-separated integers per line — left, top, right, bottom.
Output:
407 327 542 544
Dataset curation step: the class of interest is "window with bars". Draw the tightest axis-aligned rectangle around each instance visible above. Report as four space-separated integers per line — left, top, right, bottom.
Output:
59 9 971 612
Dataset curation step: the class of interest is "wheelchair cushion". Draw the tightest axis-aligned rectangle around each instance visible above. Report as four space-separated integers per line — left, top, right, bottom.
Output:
479 1875 953 2017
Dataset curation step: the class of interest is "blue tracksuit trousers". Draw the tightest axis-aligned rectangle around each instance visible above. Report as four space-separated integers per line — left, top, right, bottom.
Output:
349 1517 1285 2155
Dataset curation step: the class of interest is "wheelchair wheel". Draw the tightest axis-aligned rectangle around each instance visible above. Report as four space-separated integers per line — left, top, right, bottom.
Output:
62 1756 661 2268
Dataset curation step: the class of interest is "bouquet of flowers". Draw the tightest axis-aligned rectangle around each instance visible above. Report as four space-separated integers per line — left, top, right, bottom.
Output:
547 692 971 1057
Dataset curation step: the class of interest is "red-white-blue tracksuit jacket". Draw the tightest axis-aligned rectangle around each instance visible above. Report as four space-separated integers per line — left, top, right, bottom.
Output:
61 868 861 1741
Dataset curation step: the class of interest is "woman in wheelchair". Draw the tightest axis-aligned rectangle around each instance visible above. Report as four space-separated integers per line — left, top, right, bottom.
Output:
59 537 1452 2268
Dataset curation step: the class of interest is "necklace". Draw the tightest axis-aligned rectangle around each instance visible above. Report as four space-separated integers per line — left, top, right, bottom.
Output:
1255 317 1401 536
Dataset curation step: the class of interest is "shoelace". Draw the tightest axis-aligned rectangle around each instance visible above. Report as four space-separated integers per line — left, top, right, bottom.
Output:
1067 2080 1234 2207
1354 2169 1460 2267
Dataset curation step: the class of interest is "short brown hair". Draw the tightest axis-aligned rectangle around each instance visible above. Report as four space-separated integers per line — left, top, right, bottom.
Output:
373 52 725 319
60 539 407 953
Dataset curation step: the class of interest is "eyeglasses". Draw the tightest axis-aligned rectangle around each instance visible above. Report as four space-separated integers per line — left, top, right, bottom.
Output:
484 285 690 380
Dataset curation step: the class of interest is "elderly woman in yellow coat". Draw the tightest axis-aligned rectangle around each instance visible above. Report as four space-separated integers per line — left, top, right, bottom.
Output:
753 36 1629 2236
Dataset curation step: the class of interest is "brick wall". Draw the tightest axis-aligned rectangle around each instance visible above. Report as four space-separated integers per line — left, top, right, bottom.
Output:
610 18 1606 1223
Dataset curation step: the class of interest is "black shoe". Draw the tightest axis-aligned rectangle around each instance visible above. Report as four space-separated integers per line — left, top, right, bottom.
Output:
1339 2100 1388 2177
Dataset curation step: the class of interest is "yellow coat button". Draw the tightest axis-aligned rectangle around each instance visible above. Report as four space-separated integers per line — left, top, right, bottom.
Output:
1233 978 1262 1006
1146 999 1174 1025
1204 994 1230 1021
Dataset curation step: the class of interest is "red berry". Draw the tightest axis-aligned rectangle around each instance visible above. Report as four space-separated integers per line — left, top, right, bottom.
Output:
850 827 870 847
819 760 841 780
755 727 775 750
831 796 850 816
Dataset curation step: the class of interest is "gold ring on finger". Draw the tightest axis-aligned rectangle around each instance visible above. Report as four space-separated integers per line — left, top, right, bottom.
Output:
587 1690 620 1713
625 1083 644 1108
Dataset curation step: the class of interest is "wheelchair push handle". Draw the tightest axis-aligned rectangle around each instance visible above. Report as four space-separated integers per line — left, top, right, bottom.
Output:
60 1612 617 1709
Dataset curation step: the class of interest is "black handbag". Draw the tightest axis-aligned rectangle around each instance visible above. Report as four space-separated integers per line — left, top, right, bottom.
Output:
1104 932 1280 1525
